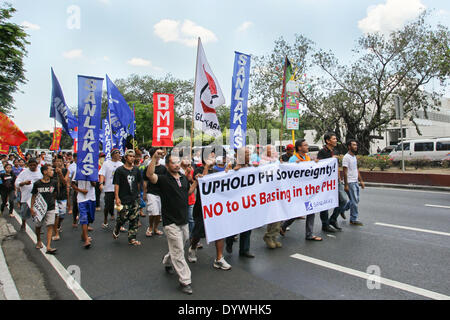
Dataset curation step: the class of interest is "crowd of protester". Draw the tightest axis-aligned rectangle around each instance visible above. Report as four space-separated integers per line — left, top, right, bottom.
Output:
0 132 365 295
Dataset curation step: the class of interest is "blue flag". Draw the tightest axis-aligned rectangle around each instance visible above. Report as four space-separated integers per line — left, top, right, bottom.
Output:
76 75 104 181
50 68 77 138
230 52 251 149
102 119 112 161
106 74 133 134
113 127 127 156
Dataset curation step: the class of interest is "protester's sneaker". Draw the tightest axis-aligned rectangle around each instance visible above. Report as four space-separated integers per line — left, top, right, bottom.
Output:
120 226 127 233
179 283 193 295
187 247 197 263
330 221 342 231
274 241 282 248
165 266 175 275
213 257 232 270
340 212 347 219
102 223 108 229
350 220 363 226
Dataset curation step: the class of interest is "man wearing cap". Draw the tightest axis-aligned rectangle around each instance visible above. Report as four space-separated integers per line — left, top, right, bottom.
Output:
112 149 143 246
281 144 295 162
99 148 123 228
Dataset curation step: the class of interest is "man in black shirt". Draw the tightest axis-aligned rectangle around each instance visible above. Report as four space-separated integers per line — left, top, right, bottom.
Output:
30 165 58 254
0 163 17 217
112 150 143 246
317 132 340 233
146 150 198 295
52 155 69 241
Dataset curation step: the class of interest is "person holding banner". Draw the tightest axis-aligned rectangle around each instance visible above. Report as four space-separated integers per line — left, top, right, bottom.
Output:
146 150 199 295
15 158 43 231
280 139 323 241
188 151 232 271
30 165 58 254
317 132 341 233
225 146 255 258
260 145 284 249
112 150 143 246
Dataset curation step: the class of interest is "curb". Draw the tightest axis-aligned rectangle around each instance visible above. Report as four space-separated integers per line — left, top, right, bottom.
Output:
365 182 450 192
0 217 21 300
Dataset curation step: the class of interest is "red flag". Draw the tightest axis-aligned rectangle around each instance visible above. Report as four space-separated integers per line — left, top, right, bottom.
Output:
0 112 28 146
16 146 26 160
50 128 63 151
152 93 174 147
0 142 10 155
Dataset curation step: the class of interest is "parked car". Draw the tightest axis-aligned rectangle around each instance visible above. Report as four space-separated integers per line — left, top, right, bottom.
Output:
389 137 450 162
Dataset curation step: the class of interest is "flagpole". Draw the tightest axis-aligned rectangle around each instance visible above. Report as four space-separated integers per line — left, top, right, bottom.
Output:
108 108 114 147
190 37 201 162
280 56 287 154
132 104 135 150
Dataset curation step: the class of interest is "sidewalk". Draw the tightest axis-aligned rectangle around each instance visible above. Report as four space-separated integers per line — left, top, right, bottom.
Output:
0 216 21 300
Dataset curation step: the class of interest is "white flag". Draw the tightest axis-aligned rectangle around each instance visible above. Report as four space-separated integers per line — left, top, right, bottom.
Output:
193 38 225 137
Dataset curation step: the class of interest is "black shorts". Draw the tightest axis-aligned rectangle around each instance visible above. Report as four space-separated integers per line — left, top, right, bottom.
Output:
104 192 115 215
191 205 205 239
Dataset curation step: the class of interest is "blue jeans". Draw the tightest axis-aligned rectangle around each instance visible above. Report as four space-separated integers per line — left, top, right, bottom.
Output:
347 182 360 222
187 205 194 238
329 182 350 223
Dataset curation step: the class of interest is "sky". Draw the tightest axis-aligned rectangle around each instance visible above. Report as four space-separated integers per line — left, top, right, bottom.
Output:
7 0 450 132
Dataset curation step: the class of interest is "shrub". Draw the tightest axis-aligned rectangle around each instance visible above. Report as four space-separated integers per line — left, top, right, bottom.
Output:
408 157 431 170
377 155 391 171
442 159 450 169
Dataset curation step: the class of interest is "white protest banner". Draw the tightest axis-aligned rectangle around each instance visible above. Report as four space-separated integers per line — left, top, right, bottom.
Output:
28 193 47 223
198 158 338 243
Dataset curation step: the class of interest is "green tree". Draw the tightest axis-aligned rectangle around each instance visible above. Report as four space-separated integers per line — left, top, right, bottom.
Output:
114 74 193 119
312 12 450 154
0 3 29 115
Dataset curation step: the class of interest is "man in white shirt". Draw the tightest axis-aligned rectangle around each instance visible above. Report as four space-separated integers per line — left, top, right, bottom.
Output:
99 149 123 228
14 158 43 231
68 153 78 226
343 139 365 226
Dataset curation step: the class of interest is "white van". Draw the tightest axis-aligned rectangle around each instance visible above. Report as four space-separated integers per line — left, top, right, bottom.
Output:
389 137 450 161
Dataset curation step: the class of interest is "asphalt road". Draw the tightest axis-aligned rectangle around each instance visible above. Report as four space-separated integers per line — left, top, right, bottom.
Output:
7 187 450 300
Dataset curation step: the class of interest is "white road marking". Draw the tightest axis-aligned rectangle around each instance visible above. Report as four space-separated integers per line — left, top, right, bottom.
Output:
290 253 450 300
367 187 450 195
425 204 450 209
0 242 21 300
375 222 450 237
12 211 92 300
326 234 336 238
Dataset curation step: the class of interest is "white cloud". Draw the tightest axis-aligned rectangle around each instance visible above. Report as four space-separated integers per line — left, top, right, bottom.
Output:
358 0 426 35
63 49 83 59
154 19 217 47
21 21 40 30
98 0 110 4
103 56 110 61
127 57 163 71
237 21 253 32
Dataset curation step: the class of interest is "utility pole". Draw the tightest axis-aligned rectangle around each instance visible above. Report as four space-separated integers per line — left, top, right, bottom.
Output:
395 95 405 172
